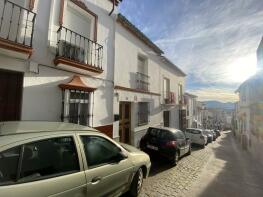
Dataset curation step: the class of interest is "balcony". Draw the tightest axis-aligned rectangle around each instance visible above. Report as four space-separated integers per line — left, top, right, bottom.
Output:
163 91 176 106
136 72 149 91
0 0 36 59
54 26 103 75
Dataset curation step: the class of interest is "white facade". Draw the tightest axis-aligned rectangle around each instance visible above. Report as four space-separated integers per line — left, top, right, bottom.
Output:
0 0 186 146
113 15 186 146
0 0 118 135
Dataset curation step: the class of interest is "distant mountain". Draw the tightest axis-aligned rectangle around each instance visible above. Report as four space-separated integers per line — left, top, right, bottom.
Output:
203 101 235 110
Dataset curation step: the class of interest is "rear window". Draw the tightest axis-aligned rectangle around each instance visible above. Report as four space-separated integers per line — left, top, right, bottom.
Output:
147 128 160 137
192 129 201 134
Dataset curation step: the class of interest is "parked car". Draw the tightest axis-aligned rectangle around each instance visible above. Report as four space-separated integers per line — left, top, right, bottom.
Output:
0 121 151 197
140 127 191 165
203 130 213 143
210 130 217 141
214 129 221 137
185 128 207 148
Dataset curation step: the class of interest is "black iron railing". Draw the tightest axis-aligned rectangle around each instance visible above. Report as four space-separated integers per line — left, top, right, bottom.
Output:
0 0 36 47
56 26 103 70
163 91 175 104
136 72 149 91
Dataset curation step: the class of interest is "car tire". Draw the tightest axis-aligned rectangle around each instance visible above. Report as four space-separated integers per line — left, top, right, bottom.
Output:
129 168 144 197
171 151 180 166
187 145 191 155
202 143 205 149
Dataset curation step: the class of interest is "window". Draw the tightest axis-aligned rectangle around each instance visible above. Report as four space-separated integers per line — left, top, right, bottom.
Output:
176 131 186 139
147 128 160 137
62 89 91 126
0 137 79 186
81 136 121 168
178 83 183 103
20 137 79 182
163 78 170 100
159 130 175 140
0 147 20 185
137 56 149 91
138 102 149 125
192 129 201 134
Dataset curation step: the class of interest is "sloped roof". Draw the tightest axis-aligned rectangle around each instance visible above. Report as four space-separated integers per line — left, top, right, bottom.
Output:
160 56 187 77
117 13 164 55
59 75 96 92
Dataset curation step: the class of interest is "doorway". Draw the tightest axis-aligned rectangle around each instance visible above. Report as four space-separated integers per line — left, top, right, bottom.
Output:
0 69 23 121
119 102 131 144
163 111 170 127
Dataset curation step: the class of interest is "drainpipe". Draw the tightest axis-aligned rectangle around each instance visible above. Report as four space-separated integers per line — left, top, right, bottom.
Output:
109 0 115 16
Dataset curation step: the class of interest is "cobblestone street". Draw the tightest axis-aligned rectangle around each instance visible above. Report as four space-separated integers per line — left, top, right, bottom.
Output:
139 140 214 197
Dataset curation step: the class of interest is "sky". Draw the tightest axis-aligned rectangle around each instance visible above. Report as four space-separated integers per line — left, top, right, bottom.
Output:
119 0 263 102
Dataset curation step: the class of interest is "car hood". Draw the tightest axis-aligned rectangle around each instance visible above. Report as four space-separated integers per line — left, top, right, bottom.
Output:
120 143 151 165
120 143 144 154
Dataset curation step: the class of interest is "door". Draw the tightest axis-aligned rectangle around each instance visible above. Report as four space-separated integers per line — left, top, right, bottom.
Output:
119 102 131 144
80 135 133 197
163 111 170 127
0 136 86 197
0 69 23 121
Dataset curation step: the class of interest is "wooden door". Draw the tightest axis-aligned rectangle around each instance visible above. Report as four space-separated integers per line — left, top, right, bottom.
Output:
163 111 170 127
119 102 131 144
0 69 23 121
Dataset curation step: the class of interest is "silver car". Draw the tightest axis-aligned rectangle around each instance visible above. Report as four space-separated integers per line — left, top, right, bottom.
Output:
0 121 151 197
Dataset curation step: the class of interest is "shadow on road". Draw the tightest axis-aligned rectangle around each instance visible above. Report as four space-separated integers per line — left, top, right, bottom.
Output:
192 131 263 197
148 144 204 177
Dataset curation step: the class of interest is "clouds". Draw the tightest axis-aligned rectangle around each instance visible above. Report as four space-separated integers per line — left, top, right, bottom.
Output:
119 0 263 102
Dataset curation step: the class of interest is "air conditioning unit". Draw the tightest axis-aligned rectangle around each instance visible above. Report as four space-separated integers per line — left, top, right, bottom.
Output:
58 40 85 63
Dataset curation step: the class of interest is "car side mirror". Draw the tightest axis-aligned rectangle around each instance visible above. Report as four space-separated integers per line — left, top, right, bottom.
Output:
114 151 128 163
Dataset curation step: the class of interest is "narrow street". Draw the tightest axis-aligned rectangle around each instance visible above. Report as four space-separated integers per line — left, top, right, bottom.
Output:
139 131 263 197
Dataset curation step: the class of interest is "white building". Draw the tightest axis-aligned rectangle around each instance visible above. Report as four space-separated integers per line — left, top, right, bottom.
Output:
113 14 186 146
0 0 186 146
184 93 198 128
0 0 121 137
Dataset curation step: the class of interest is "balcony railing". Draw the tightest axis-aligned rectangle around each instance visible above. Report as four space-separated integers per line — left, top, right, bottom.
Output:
0 0 36 47
56 26 103 71
163 91 176 105
136 72 149 91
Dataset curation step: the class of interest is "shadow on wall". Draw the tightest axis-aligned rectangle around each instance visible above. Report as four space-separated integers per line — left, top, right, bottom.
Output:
196 132 263 197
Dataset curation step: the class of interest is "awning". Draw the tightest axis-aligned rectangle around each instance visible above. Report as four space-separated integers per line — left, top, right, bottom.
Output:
58 75 96 92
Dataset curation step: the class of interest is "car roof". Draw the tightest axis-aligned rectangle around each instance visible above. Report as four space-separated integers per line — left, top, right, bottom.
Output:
0 121 97 136
186 128 202 130
0 121 99 149
149 126 182 133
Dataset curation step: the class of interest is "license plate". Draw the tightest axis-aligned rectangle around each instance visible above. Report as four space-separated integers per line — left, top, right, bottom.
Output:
147 144 158 150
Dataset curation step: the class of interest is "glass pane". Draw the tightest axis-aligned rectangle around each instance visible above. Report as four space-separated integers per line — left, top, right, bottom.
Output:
19 137 79 182
0 146 20 185
81 136 121 168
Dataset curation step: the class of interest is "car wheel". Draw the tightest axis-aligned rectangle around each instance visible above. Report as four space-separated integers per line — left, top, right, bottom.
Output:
129 168 144 197
171 151 180 166
187 145 191 155
202 143 205 148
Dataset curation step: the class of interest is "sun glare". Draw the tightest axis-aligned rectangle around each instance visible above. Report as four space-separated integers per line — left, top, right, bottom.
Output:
226 54 258 83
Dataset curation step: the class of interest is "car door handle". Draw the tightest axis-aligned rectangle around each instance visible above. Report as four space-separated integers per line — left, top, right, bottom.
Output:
91 177 101 184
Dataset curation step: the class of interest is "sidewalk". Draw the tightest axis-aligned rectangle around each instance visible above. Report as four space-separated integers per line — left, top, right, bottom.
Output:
185 131 263 197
